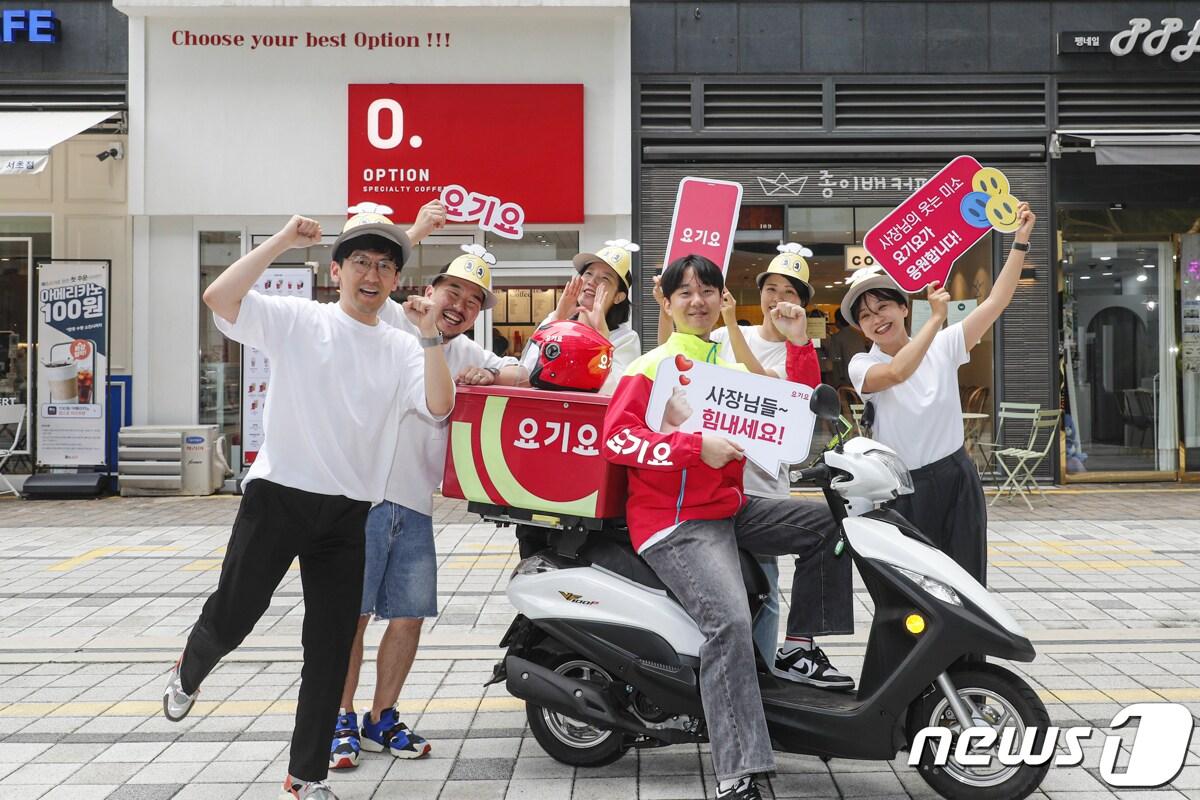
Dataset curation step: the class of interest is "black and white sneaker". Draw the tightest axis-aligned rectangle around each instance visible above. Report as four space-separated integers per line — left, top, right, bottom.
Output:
716 775 762 799
775 646 855 691
162 655 197 721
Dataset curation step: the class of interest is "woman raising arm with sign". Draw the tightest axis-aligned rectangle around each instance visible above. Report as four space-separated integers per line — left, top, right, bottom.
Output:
846 203 1035 584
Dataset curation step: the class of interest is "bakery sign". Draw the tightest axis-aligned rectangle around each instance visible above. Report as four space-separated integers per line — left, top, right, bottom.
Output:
1058 18 1200 62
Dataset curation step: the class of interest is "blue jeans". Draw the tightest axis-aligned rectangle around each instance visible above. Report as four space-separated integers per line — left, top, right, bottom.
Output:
641 496 851 781
752 556 779 661
361 501 437 619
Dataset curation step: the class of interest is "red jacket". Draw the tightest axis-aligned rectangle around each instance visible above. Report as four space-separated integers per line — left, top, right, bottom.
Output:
602 334 746 552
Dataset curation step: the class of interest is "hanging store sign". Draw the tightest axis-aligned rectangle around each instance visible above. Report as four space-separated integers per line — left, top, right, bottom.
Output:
348 84 584 224
36 260 109 467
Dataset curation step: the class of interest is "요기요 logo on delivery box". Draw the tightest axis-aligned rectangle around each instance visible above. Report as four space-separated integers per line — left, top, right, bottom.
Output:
912 702 1195 788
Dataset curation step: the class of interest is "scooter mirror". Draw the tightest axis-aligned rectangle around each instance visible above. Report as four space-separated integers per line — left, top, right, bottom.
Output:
809 384 840 422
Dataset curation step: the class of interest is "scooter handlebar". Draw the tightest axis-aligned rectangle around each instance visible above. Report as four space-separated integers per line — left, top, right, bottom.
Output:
793 463 831 486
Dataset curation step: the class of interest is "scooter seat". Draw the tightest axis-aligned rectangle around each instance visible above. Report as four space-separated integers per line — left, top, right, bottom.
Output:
579 537 768 600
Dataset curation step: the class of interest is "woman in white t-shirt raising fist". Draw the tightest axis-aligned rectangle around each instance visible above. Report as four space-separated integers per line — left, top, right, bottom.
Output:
844 203 1036 585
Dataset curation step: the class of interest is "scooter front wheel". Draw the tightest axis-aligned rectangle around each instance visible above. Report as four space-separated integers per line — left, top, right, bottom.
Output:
525 657 630 768
907 665 1050 800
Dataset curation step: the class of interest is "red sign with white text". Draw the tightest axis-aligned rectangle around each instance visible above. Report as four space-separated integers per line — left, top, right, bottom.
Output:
863 155 1007 293
663 177 743 274
348 84 583 223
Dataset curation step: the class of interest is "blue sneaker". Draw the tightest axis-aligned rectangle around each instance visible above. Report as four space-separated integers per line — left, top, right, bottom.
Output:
360 707 430 759
329 709 360 770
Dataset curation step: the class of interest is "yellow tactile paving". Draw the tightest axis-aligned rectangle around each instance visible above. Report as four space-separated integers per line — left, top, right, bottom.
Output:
47 545 181 572
1048 689 1110 703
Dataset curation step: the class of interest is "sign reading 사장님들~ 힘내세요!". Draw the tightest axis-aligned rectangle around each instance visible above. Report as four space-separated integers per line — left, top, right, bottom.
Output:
644 356 817 477
863 156 1023 294
36 261 108 467
241 267 313 469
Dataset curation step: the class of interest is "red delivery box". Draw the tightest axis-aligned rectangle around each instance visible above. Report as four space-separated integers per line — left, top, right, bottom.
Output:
442 386 628 520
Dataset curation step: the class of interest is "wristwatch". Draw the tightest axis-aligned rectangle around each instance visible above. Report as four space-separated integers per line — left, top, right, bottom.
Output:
418 332 443 348
1012 241 1030 252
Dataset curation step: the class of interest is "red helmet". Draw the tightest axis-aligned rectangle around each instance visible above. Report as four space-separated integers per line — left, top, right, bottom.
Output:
520 320 614 392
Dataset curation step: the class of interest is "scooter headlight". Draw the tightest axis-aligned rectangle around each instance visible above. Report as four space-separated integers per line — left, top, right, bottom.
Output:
867 449 914 496
895 567 962 607
513 554 559 578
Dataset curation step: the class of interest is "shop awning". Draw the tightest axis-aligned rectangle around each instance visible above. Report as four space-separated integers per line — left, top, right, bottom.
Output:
0 110 119 175
1054 131 1200 166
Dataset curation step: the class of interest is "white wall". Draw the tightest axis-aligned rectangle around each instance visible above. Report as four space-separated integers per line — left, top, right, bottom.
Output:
132 7 631 218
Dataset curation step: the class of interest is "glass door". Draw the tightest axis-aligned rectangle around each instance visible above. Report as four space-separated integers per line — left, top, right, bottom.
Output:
0 237 33 461
1181 235 1200 477
1061 240 1177 478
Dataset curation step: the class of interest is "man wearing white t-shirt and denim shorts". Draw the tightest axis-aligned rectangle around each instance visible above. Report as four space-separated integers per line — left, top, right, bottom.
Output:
161 211 455 800
330 242 526 770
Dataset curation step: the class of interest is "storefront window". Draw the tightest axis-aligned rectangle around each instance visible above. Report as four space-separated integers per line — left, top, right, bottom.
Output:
1182 233 1200 473
199 232 243 465
725 205 996 455
0 218 51 462
484 230 579 261
1060 208 1191 476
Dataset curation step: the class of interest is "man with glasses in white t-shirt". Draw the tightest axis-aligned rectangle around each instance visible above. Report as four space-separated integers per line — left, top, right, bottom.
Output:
162 209 454 800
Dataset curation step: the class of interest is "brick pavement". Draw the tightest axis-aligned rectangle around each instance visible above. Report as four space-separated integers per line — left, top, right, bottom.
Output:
0 488 1198 799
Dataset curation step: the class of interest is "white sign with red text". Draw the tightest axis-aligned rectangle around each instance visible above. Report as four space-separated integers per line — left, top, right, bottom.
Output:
645 356 816 475
440 184 525 240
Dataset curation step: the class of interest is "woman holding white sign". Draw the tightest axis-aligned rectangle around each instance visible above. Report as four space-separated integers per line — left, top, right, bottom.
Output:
845 203 1035 585
602 254 850 800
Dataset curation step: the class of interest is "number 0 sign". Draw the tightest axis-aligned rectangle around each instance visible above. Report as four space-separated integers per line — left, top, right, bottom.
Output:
663 177 743 275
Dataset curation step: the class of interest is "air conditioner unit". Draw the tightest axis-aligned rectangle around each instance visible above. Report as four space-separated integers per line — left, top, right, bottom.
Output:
118 425 229 496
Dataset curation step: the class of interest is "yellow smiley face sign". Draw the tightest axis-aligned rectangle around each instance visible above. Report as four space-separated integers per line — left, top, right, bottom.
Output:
971 166 1022 233
972 167 1010 197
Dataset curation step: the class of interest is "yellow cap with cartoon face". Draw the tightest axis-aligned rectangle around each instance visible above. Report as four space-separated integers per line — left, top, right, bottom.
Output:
333 202 412 266
437 244 497 309
572 239 640 289
756 242 815 304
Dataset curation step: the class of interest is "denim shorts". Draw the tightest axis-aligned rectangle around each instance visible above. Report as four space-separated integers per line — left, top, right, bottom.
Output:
361 501 438 619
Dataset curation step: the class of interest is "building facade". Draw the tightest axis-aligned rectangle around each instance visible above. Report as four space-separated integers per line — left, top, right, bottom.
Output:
630 0 1200 482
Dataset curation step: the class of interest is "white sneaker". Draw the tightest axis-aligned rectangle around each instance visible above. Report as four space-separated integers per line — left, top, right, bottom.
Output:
280 776 339 800
775 646 855 691
162 656 197 721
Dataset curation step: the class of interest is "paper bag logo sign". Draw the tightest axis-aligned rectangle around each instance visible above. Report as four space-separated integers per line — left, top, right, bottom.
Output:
645 358 817 476
863 156 1021 293
663 177 743 274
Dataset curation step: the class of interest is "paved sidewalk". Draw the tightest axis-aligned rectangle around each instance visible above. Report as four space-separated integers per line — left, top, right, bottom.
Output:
0 487 1198 799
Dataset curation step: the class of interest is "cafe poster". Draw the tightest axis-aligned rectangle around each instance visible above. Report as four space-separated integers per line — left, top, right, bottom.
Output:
35 260 110 467
240 267 312 468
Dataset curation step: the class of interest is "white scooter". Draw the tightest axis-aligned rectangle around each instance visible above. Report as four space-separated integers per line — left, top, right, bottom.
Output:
483 385 1050 800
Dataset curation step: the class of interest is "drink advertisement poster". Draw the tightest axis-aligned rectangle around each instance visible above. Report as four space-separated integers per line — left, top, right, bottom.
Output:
240 267 313 468
36 260 109 467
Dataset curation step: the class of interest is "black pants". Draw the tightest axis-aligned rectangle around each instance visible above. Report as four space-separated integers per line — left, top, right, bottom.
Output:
179 479 368 782
890 447 987 586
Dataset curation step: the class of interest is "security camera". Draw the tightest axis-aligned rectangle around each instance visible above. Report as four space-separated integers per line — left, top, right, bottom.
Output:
96 143 124 162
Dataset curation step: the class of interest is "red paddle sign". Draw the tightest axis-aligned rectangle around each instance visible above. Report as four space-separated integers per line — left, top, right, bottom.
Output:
663 177 743 274
863 155 1019 293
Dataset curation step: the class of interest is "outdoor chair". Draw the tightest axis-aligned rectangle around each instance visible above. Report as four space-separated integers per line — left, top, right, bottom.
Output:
0 404 26 497
990 409 1062 510
976 402 1040 485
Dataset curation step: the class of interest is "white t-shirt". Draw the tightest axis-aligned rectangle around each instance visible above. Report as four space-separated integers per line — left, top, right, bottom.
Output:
378 298 518 515
215 292 445 503
536 315 641 396
848 322 970 471
710 325 790 499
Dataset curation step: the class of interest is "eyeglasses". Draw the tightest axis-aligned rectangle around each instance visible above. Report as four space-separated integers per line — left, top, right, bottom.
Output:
346 254 399 278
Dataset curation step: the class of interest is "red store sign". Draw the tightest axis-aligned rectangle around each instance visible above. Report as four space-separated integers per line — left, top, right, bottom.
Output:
347 84 584 224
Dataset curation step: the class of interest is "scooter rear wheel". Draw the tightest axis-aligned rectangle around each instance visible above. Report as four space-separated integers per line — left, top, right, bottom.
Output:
525 657 630 768
907 666 1050 800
